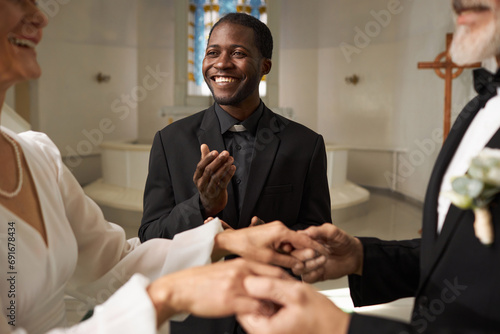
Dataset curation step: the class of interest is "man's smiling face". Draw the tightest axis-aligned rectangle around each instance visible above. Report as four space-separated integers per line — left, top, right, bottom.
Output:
202 22 271 112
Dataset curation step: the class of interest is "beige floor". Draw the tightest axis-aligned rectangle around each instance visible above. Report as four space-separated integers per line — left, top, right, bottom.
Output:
65 190 423 326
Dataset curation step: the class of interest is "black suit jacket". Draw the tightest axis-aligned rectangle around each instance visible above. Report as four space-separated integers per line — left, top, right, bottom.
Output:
139 104 331 334
139 103 331 240
348 94 500 333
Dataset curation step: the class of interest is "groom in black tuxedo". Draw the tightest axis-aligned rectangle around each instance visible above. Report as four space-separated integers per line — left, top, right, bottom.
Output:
235 0 500 333
139 12 331 334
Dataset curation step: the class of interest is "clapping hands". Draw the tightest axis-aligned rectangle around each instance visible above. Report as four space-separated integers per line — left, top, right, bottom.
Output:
193 144 236 218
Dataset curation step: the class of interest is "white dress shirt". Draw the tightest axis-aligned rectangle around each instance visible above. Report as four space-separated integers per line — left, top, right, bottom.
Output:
437 66 500 232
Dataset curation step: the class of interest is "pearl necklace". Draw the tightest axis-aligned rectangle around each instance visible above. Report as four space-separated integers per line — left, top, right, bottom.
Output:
0 130 23 198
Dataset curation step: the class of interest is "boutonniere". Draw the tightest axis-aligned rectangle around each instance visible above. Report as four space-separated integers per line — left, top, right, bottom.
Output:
443 148 500 246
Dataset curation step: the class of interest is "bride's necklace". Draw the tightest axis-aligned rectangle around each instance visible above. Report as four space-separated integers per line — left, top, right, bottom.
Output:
0 130 23 198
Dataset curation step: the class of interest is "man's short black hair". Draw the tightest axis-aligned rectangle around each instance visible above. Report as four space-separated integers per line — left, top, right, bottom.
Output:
208 12 273 59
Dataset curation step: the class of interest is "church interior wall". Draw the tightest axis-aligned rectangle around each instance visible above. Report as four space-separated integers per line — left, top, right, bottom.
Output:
278 1 319 131
35 0 140 184
279 48 319 131
30 0 479 202
311 0 473 202
4 87 14 110
136 0 176 144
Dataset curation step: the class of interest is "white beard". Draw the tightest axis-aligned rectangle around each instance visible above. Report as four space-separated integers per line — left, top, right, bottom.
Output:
450 13 500 65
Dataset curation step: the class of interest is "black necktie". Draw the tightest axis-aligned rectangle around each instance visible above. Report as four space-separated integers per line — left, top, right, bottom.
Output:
473 68 500 97
227 125 253 215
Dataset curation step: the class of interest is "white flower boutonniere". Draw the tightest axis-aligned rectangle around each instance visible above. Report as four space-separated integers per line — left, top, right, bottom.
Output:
443 148 500 246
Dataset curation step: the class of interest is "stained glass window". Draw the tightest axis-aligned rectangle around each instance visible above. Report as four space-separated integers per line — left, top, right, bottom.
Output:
188 0 268 97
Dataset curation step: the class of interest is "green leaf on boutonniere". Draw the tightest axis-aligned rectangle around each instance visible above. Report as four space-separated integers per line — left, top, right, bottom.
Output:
468 163 487 180
470 149 500 186
445 148 500 245
451 176 484 199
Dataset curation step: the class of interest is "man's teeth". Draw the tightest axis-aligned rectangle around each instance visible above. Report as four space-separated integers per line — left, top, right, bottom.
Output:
215 77 236 83
8 37 36 49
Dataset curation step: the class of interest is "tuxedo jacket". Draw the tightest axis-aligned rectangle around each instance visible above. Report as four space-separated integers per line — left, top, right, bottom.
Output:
139 103 331 240
348 94 500 333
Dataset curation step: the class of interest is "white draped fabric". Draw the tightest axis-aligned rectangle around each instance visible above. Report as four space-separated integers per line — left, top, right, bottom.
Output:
0 127 223 334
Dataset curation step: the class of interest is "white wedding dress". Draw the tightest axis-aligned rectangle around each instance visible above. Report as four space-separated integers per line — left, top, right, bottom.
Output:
0 127 222 334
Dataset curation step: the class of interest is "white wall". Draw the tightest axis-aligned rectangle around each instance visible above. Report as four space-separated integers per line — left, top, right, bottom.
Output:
279 1 319 131
35 1 186 184
36 0 140 184
137 0 176 143
304 0 471 200
5 87 14 109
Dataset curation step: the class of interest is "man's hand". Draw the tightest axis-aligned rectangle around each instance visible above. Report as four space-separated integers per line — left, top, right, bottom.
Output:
249 216 265 227
292 223 364 283
193 144 236 218
212 221 328 272
146 259 291 327
237 276 350 334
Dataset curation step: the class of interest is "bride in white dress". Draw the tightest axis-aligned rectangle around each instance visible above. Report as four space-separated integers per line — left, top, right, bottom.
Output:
0 1 326 333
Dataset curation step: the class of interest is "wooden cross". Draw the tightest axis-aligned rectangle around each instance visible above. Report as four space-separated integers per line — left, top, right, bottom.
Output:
418 33 481 141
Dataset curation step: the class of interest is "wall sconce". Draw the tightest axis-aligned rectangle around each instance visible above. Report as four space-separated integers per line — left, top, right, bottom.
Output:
96 72 111 83
345 75 360 85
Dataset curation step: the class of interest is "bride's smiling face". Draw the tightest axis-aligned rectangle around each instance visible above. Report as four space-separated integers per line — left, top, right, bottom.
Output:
0 0 48 91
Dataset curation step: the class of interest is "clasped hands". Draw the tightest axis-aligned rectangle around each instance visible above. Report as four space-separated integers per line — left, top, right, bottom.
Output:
147 221 364 333
234 223 364 334
146 220 328 327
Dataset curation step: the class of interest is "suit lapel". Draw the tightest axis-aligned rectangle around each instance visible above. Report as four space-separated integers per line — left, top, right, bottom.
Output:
237 107 282 228
420 94 500 286
420 102 477 275
198 106 239 226
198 105 226 152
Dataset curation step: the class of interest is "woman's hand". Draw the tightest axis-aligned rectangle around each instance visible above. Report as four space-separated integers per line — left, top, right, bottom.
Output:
146 259 291 327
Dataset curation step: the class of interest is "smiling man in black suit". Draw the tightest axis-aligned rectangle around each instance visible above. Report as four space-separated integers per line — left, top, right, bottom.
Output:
139 12 331 334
